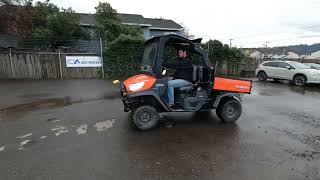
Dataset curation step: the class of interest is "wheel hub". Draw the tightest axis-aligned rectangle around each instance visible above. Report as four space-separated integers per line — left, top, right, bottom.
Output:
295 77 305 85
139 111 151 123
258 73 266 80
226 106 235 115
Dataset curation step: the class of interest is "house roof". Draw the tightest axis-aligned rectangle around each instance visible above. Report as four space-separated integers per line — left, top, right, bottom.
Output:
78 13 183 30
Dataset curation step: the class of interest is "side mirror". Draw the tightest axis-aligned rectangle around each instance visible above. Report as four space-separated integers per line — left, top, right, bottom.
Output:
285 66 291 70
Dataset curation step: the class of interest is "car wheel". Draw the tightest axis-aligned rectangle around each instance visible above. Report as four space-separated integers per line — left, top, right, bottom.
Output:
216 99 242 123
131 105 159 130
257 71 267 81
293 75 307 86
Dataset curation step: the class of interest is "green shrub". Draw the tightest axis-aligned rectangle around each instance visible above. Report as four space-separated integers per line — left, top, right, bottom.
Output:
104 34 144 78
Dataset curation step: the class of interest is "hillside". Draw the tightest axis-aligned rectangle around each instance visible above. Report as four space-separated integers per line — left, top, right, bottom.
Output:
245 43 320 55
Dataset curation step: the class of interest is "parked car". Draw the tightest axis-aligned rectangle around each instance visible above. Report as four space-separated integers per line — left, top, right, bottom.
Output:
255 61 320 86
303 63 320 70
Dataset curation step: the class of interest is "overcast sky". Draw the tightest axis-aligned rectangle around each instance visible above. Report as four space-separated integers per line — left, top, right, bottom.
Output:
47 0 320 48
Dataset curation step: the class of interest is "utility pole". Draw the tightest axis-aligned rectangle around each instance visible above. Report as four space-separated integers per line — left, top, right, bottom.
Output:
100 38 105 79
264 41 270 59
229 38 234 48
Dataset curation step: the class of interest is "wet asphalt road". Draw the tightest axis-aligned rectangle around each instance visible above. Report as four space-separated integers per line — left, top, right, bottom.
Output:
0 79 320 180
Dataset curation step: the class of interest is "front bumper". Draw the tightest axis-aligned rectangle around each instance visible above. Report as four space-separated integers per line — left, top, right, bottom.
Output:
119 82 131 112
307 76 320 84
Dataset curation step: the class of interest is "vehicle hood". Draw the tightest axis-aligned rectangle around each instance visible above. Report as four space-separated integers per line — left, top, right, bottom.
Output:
299 69 320 75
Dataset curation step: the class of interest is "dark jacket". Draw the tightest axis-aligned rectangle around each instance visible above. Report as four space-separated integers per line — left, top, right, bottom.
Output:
163 56 194 82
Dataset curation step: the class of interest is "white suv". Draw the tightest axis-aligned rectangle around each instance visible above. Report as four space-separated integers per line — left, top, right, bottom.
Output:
255 61 320 86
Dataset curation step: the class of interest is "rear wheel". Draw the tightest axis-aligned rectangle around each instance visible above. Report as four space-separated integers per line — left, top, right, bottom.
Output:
216 99 242 123
257 71 267 81
131 105 159 131
293 75 307 86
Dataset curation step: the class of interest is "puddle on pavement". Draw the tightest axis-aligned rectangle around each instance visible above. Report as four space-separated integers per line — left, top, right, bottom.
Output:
102 93 120 100
18 93 53 99
47 118 61 123
0 97 72 115
0 91 120 118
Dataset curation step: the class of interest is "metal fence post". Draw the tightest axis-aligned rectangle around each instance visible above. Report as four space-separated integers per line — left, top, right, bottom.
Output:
100 38 105 79
58 48 63 79
9 48 15 79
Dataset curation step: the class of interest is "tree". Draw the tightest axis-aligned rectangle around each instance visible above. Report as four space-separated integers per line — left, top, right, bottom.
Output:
105 34 144 78
0 0 34 36
203 39 245 75
0 0 30 6
94 2 122 43
94 2 143 43
30 0 89 48
120 25 143 39
204 39 226 64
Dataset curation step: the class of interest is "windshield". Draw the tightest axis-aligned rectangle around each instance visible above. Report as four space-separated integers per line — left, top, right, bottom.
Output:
141 42 157 72
287 61 310 69
313 64 320 69
307 63 320 69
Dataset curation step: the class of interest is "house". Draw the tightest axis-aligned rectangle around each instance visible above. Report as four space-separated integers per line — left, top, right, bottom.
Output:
286 52 299 59
249 51 263 59
78 13 184 40
271 54 286 60
306 50 320 59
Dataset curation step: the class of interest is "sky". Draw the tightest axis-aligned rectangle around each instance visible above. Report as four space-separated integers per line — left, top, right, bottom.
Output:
46 0 320 48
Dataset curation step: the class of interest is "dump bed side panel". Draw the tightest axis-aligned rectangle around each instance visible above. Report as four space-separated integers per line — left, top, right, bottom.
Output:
213 77 252 93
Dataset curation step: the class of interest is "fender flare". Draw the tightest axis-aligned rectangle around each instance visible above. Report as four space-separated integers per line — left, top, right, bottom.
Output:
213 93 242 108
293 73 308 81
126 89 170 111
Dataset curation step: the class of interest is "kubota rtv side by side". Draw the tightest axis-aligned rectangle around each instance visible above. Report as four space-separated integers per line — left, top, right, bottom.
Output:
114 35 252 130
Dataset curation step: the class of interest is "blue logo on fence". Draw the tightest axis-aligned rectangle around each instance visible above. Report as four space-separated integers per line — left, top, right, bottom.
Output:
74 59 80 64
67 59 81 65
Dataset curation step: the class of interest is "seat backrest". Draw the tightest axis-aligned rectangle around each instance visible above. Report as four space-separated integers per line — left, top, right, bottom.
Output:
192 65 205 83
192 65 197 82
197 66 203 82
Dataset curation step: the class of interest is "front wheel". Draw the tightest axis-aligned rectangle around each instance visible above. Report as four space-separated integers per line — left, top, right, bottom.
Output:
293 75 307 86
131 105 160 131
216 99 242 123
257 71 267 81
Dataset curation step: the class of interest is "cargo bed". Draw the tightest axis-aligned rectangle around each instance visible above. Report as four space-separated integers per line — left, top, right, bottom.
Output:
213 77 252 94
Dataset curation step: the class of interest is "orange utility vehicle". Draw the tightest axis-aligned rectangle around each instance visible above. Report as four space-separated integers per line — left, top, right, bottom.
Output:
114 35 252 130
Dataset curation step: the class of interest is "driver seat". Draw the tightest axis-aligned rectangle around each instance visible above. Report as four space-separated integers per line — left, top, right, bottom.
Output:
175 66 198 93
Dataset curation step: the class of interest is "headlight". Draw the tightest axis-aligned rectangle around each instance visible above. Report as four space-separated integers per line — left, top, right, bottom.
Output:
128 82 145 92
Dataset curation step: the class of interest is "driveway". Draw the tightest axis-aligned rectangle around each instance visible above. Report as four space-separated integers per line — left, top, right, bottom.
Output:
0 79 319 180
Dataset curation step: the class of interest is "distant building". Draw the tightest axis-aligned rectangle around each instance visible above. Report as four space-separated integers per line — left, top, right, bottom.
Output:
249 51 263 59
286 52 299 59
249 51 301 60
78 13 184 40
306 50 320 59
271 54 286 60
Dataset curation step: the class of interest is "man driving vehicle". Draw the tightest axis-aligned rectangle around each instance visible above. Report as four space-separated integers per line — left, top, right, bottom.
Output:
162 46 195 107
